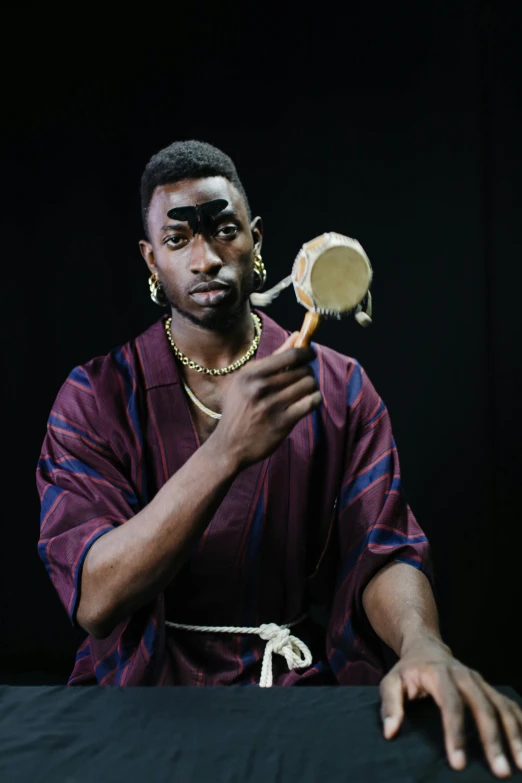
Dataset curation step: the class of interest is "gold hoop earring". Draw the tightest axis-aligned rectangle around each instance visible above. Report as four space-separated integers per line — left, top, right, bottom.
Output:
149 273 168 307
253 251 267 290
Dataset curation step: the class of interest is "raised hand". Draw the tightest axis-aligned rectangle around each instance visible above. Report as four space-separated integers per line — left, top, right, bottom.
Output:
210 332 322 470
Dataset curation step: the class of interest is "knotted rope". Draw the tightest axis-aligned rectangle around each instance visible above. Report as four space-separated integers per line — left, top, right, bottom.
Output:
165 616 312 688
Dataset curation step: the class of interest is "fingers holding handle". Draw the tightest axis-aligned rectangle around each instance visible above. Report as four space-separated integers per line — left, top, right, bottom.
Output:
295 312 321 348
273 332 300 355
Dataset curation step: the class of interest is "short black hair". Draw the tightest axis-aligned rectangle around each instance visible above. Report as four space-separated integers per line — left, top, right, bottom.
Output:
140 139 251 237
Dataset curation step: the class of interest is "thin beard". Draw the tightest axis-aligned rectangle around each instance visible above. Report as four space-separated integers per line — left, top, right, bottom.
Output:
164 271 257 333
168 295 249 333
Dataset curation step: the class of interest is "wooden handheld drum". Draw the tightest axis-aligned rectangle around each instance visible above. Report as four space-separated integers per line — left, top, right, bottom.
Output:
250 231 373 347
291 232 373 347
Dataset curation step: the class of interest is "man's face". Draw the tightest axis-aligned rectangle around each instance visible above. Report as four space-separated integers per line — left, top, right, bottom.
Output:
140 177 262 331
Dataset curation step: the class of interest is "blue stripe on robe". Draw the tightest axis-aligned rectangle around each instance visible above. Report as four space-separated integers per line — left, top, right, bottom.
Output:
48 413 110 453
39 483 68 528
341 449 393 509
328 613 358 676
38 454 138 510
339 525 429 585
68 365 92 390
111 347 149 505
71 526 113 624
364 399 387 428
347 361 363 407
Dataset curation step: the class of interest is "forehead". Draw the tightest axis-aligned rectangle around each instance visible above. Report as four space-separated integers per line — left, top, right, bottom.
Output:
148 177 245 227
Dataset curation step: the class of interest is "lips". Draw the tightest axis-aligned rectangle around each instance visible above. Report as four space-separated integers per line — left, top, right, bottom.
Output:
189 280 233 307
190 280 231 294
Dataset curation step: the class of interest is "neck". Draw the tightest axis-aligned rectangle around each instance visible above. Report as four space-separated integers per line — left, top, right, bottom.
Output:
168 304 256 370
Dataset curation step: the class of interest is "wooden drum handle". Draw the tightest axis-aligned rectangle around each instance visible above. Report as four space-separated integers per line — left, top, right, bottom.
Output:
295 311 321 348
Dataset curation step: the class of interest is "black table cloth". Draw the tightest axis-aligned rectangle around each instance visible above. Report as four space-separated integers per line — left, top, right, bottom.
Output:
1 685 521 782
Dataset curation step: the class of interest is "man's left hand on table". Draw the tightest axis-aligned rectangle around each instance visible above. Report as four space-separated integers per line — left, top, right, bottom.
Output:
380 637 522 779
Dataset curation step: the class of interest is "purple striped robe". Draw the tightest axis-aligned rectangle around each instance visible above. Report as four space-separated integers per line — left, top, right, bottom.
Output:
36 312 432 686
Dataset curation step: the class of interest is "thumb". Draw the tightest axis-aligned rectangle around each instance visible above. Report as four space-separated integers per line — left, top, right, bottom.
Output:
273 331 299 355
380 673 405 739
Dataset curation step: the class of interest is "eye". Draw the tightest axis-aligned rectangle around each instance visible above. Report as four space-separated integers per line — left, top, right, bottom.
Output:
215 224 239 239
164 235 187 248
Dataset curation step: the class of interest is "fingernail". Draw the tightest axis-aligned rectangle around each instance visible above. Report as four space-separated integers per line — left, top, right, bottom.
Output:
383 717 397 738
451 750 466 770
516 750 522 770
492 754 510 777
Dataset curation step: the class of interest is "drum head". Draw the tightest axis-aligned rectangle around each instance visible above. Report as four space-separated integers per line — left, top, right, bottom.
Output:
310 244 371 313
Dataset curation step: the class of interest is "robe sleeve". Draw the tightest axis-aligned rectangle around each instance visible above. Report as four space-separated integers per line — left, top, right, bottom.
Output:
326 360 433 684
36 364 140 628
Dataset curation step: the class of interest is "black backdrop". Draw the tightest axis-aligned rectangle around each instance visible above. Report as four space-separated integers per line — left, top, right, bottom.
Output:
1 2 521 689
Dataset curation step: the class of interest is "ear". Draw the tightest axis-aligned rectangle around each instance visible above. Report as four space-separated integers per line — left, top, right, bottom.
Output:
250 216 263 254
139 239 156 275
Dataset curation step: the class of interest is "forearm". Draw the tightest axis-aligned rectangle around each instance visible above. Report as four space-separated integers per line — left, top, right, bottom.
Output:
362 561 448 657
77 437 238 638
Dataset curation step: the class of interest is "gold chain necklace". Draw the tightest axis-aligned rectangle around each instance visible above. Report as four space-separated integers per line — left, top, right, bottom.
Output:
163 313 262 376
182 381 222 420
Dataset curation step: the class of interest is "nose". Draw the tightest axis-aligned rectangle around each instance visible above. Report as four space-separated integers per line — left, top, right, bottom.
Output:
189 236 223 275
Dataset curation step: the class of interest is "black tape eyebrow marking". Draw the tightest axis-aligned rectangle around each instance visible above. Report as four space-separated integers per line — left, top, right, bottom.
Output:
167 199 229 234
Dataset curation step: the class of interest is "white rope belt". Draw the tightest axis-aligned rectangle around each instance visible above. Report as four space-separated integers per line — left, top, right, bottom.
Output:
165 615 312 688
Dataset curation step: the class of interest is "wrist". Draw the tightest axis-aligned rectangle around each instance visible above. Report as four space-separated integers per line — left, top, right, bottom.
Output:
399 626 451 658
202 432 242 479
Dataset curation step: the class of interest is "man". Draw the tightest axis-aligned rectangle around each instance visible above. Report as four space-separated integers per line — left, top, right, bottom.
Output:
37 140 522 778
